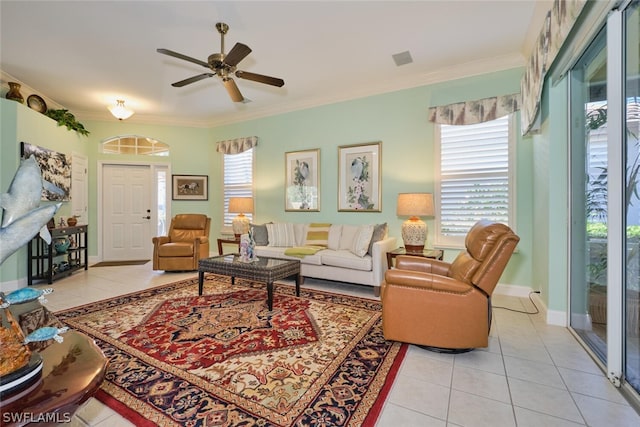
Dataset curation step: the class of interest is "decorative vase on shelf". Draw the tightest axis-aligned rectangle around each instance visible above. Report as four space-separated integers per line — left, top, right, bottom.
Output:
5 82 24 104
67 216 78 227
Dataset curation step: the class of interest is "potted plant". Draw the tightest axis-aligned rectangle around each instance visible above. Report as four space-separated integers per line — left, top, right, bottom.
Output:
44 109 90 136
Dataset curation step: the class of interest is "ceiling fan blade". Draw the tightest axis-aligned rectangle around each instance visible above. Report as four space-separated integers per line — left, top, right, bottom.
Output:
171 73 214 87
222 77 244 102
235 70 285 87
223 42 252 67
157 48 209 68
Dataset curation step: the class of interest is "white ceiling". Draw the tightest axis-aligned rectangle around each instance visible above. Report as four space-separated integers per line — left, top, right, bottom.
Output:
0 1 550 127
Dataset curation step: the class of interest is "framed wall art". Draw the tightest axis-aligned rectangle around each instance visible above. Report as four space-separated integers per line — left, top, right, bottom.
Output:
285 149 320 211
21 141 71 201
338 142 381 212
172 174 208 200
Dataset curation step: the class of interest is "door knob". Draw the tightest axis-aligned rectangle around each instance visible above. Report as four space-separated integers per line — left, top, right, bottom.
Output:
143 216 151 219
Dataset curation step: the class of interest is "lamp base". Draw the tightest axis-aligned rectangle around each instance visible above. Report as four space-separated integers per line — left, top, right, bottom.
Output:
232 214 250 237
401 217 427 253
404 244 425 254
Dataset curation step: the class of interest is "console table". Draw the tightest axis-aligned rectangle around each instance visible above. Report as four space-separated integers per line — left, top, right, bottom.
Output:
27 225 88 285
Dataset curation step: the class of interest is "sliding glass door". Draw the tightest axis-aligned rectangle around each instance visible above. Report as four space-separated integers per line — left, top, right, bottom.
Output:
624 0 640 395
570 0 640 399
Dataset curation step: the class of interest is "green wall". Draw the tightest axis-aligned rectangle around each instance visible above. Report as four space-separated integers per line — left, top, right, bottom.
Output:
1 67 535 292
531 75 571 314
0 99 88 284
208 67 533 287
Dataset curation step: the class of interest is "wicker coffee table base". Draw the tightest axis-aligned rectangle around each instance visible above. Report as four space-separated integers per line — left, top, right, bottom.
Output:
198 255 301 310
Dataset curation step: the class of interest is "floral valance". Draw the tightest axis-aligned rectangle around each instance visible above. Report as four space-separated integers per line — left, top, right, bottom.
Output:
521 0 587 135
216 136 258 154
428 93 520 126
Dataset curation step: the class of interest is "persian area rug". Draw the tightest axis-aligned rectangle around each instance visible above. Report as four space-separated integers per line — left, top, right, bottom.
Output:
55 275 407 426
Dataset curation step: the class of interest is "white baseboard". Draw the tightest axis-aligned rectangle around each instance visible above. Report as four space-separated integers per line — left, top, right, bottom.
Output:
495 283 568 327
0 277 28 293
494 283 533 298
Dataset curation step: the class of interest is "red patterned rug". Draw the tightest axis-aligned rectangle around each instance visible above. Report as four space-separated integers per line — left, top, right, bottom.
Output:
55 276 407 426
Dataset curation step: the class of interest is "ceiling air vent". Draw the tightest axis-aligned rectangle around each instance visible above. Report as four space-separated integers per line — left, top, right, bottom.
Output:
392 50 413 66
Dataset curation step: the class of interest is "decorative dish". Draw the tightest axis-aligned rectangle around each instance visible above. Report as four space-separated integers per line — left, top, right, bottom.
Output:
0 288 53 307
24 326 69 344
26 94 47 113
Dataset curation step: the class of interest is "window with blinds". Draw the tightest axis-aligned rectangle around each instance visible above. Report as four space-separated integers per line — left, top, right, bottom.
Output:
223 148 254 227
435 114 514 247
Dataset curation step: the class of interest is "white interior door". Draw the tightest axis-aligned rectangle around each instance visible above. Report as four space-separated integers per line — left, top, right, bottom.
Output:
71 152 88 223
102 164 152 261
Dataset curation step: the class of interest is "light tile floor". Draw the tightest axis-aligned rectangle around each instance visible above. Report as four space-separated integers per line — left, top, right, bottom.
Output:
30 263 640 427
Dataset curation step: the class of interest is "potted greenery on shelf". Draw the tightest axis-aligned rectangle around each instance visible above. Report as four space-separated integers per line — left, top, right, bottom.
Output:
45 109 90 136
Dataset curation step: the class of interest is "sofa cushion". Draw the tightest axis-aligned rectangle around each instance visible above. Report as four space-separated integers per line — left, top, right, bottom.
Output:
250 223 270 246
255 245 323 265
352 224 374 257
266 223 296 247
321 250 373 271
338 224 375 257
367 222 388 255
304 223 331 247
327 225 342 250
339 225 360 250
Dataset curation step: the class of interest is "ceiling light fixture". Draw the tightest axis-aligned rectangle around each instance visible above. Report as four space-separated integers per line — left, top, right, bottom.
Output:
108 99 134 120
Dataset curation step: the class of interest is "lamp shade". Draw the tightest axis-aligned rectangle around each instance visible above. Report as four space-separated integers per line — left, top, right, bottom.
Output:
396 193 434 218
108 100 134 120
228 197 253 213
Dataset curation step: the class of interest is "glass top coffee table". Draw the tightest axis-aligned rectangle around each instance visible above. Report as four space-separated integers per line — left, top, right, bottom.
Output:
198 255 301 310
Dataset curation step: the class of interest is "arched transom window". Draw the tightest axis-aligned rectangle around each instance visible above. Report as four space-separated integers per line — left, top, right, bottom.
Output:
101 135 169 156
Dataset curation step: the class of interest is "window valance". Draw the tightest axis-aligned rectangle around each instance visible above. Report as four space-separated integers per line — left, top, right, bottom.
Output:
428 93 520 126
520 0 587 135
216 136 258 154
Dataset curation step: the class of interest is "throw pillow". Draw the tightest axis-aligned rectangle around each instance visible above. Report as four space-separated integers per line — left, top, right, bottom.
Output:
266 223 296 247
351 224 375 257
304 223 331 247
338 225 360 250
250 223 270 246
367 222 388 255
327 225 342 250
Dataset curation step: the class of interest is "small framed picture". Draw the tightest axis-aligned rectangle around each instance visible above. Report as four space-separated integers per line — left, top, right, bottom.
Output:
285 149 320 211
172 175 208 200
338 142 382 212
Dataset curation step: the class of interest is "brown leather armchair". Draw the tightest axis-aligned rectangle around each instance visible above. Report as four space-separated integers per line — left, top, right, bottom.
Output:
381 219 520 351
152 214 211 271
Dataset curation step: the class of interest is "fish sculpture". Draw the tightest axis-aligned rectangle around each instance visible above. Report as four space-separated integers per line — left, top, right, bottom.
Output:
0 155 61 265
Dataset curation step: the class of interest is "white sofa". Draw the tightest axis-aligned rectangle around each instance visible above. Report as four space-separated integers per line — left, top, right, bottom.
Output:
251 222 396 291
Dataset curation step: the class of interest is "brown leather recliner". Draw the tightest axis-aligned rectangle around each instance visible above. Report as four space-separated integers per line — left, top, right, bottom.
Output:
381 219 520 351
152 214 211 271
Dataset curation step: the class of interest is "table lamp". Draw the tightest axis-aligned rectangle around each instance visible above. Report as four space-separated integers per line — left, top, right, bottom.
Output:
228 197 253 238
397 193 434 253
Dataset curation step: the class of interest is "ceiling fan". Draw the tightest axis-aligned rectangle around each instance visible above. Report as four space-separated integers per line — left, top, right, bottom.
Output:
157 22 284 102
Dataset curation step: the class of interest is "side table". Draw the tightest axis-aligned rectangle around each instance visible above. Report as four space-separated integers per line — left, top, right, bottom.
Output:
217 237 240 255
0 330 108 426
386 247 444 269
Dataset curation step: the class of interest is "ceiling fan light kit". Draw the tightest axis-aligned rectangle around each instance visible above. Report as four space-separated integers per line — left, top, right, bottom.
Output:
108 100 134 120
157 22 284 103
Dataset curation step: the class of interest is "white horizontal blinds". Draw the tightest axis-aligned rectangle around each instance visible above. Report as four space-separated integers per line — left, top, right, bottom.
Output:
439 115 510 238
223 148 254 226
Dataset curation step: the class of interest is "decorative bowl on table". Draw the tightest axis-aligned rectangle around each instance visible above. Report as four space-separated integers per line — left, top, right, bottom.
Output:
54 238 70 254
